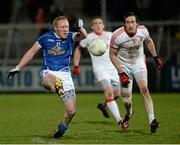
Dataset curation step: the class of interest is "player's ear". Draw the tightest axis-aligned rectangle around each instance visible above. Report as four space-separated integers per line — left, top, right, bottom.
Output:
91 25 94 31
54 27 57 31
102 24 105 30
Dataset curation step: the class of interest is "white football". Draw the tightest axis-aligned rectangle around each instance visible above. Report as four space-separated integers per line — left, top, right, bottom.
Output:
88 38 107 56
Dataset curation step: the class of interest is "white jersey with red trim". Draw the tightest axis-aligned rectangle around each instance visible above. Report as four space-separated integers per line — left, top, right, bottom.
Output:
110 25 149 64
80 31 118 82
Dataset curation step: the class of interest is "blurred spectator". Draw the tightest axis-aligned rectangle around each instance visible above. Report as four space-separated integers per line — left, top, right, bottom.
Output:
35 7 49 35
35 7 49 24
25 0 53 23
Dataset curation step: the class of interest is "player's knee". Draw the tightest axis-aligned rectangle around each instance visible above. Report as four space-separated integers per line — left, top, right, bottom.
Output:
61 89 76 103
122 97 132 104
113 90 121 99
140 86 149 94
104 90 114 99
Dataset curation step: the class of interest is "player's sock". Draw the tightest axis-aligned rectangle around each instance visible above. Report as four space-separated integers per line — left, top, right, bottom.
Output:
106 99 122 122
148 113 155 124
52 122 68 138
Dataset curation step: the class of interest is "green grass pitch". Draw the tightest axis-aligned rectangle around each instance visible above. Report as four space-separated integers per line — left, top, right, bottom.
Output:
0 92 179 144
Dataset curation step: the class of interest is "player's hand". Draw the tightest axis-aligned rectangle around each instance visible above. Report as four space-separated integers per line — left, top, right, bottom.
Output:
7 66 20 79
153 56 164 70
119 72 130 87
73 66 80 76
77 18 83 29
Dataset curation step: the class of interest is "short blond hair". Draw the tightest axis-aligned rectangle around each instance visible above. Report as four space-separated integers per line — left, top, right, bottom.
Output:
53 16 68 28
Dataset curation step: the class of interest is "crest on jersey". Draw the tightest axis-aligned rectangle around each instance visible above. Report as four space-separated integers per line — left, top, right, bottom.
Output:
48 45 65 55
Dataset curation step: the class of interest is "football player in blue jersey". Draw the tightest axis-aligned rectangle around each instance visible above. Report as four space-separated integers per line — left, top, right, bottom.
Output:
7 16 87 138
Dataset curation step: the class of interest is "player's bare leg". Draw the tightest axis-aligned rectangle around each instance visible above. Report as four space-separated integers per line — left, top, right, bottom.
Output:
42 74 77 137
53 90 76 138
63 98 76 125
121 92 133 130
137 80 159 133
42 73 65 97
42 73 57 92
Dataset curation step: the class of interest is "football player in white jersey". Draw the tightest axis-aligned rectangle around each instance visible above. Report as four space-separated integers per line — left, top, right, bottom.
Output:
7 16 87 138
110 12 164 133
73 16 126 129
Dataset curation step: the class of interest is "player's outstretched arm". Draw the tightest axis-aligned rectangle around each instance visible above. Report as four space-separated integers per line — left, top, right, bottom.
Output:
7 66 20 79
7 42 41 79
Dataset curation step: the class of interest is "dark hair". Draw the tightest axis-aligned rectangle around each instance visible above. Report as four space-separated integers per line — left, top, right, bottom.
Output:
91 16 104 25
123 12 138 23
92 16 103 20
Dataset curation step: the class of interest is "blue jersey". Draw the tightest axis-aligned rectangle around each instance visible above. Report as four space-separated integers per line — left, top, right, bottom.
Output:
37 31 75 72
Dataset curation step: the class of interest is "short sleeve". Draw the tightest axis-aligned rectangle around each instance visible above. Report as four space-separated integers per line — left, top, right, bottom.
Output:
37 35 46 48
80 37 89 48
110 34 119 49
139 25 149 40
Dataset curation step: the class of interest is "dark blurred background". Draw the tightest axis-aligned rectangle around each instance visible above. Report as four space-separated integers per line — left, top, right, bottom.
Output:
0 0 180 92
0 0 179 23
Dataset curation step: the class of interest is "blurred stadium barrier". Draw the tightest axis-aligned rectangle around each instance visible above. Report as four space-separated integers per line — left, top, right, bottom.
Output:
0 65 101 92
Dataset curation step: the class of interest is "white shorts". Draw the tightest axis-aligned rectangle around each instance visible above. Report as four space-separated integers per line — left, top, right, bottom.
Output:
120 57 147 93
40 70 75 91
98 79 120 91
93 68 120 84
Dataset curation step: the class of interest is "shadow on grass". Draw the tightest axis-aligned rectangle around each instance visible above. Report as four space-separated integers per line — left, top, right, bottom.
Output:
85 120 113 126
72 120 114 126
133 129 152 135
1 129 153 144
114 129 151 135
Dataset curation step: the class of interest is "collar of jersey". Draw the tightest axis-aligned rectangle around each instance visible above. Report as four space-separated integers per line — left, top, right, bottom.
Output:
54 32 67 41
54 32 60 38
